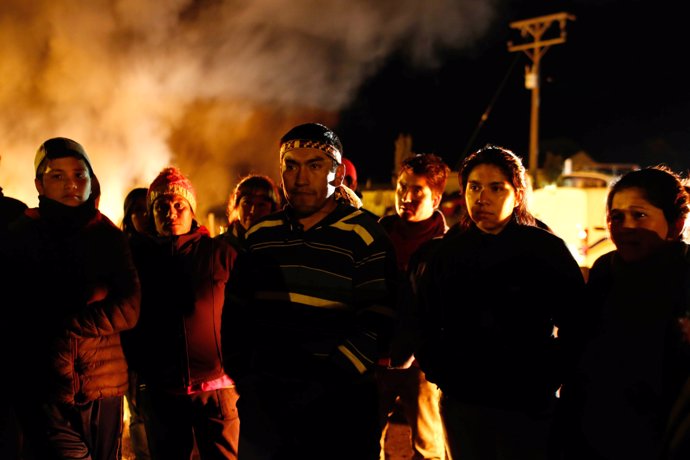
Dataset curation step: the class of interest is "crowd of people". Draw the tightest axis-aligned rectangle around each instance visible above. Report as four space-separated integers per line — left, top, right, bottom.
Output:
0 125 689 460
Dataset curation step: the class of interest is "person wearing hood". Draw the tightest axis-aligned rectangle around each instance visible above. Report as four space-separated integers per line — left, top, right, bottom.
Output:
2 137 141 459
122 167 240 459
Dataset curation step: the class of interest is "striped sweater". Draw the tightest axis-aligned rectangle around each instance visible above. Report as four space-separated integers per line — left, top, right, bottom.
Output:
226 203 397 381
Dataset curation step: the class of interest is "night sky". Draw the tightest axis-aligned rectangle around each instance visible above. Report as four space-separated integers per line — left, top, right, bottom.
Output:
339 0 690 184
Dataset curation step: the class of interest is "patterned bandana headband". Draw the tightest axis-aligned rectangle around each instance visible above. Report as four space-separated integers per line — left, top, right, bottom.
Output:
279 139 342 164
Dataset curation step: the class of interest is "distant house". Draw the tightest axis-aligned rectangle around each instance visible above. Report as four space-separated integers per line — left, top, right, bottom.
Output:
564 151 639 177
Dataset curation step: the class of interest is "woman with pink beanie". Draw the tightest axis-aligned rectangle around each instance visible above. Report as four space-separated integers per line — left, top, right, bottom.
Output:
122 166 240 459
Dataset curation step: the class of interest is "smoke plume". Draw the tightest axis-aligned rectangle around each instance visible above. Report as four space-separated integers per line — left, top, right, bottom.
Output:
0 0 493 228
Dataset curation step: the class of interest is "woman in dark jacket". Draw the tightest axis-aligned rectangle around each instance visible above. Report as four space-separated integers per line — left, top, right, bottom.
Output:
3 137 141 459
124 167 240 459
415 145 585 460
563 166 690 460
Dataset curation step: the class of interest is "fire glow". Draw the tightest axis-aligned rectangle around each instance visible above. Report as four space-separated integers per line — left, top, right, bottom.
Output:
0 0 493 226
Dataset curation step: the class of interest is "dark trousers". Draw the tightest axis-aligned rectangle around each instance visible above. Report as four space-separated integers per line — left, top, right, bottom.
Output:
440 394 554 460
125 371 151 460
0 399 22 459
237 373 380 460
141 386 240 460
17 397 124 460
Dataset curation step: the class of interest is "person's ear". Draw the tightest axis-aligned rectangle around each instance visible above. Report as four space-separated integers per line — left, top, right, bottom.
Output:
331 162 345 187
34 177 44 195
669 217 686 240
432 193 443 209
514 188 525 208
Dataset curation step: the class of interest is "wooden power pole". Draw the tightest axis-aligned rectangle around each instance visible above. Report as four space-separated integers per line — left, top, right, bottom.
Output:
508 12 575 186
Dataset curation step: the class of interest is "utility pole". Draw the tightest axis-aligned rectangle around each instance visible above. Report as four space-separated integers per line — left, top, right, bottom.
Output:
508 12 575 187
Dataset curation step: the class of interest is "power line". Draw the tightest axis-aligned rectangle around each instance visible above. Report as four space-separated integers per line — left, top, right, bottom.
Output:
457 53 521 169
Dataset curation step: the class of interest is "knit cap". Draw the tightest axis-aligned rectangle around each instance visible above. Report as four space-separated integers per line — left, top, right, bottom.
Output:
34 137 93 178
34 136 101 203
147 167 197 213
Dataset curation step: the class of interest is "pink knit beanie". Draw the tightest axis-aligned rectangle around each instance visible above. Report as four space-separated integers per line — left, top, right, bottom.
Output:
147 167 197 213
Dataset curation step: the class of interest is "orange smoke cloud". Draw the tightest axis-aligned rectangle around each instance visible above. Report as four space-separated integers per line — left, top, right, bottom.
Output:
0 0 492 228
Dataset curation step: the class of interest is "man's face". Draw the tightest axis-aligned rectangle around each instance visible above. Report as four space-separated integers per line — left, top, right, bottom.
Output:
281 148 341 217
35 156 92 207
395 170 439 222
152 195 194 236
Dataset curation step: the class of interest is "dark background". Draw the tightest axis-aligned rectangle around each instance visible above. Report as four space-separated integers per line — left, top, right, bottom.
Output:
338 0 690 184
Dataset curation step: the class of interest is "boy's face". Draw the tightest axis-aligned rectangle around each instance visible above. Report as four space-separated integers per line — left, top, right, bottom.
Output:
35 156 92 207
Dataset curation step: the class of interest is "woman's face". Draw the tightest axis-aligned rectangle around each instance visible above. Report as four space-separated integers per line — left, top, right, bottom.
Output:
238 191 275 230
465 163 521 234
130 196 149 234
608 186 670 262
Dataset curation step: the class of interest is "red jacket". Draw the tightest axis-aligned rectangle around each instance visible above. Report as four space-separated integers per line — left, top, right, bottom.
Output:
124 225 238 390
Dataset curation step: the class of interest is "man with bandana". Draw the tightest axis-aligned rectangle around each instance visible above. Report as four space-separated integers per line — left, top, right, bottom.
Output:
225 122 397 460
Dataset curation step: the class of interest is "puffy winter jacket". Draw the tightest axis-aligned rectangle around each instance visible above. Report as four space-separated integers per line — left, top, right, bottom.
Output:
4 196 141 405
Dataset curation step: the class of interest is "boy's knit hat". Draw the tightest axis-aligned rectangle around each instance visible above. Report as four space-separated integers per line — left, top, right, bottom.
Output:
147 167 197 213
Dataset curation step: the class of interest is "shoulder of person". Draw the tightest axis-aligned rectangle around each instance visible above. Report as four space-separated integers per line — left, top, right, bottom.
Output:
0 194 28 215
588 251 616 280
244 211 288 240
339 206 390 230
409 234 445 268
214 230 243 251
6 208 34 232
92 211 121 231
360 206 382 220
329 205 394 248
377 213 398 226
517 222 572 247
212 232 239 255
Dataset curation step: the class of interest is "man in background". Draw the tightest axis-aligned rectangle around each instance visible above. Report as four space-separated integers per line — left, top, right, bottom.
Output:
377 153 450 460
